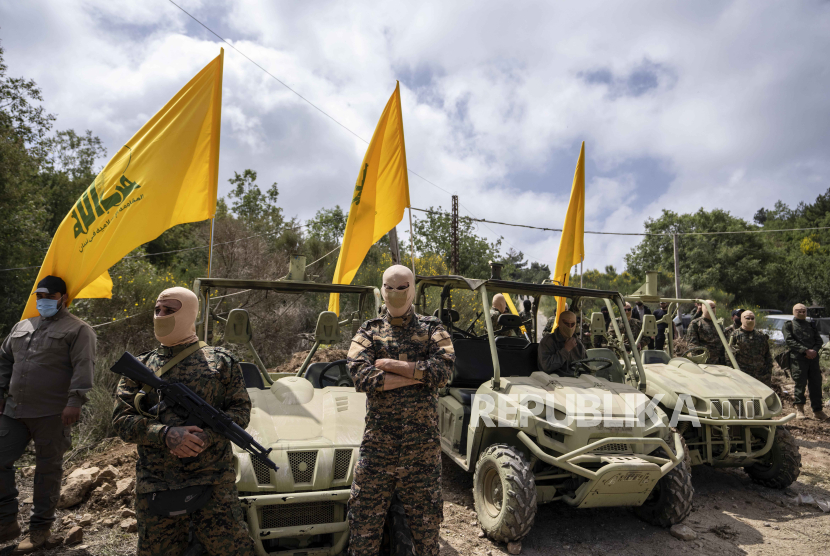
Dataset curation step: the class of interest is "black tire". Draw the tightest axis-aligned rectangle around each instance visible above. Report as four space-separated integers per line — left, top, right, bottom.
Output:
472 444 536 542
744 427 801 489
380 494 415 556
633 436 694 527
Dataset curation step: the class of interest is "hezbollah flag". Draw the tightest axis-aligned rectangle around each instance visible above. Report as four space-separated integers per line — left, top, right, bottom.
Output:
552 141 585 328
21 50 224 319
328 82 410 315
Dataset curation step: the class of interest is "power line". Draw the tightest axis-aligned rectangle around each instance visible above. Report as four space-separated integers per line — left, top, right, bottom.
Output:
409 207 830 238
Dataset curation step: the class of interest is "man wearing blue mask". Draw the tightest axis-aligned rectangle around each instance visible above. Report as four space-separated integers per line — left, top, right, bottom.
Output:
0 275 96 554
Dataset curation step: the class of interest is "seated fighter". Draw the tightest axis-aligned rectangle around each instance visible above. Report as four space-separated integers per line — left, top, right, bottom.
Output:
537 311 586 377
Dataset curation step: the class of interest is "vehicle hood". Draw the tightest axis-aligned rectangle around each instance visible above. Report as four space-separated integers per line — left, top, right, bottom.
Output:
644 358 774 401
499 372 658 418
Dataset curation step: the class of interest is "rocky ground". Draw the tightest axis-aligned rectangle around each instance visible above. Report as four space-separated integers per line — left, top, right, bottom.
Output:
1 374 828 556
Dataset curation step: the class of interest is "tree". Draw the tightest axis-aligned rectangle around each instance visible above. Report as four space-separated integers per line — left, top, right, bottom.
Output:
624 209 774 307
226 169 284 232
503 248 551 283
0 43 53 330
0 42 55 156
306 205 347 244
39 129 107 235
411 206 502 279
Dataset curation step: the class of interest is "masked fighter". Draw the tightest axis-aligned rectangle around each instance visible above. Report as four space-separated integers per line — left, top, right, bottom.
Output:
537 310 585 376
346 265 455 555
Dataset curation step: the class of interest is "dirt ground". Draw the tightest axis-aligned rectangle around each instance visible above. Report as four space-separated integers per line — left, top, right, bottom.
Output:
2 374 828 556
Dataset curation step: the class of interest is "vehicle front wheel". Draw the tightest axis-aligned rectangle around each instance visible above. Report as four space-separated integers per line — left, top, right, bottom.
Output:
473 444 536 543
633 437 694 527
744 427 801 489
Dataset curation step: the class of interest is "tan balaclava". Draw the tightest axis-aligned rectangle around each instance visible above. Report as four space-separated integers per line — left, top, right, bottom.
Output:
381 265 415 318
154 287 199 346
703 300 716 320
492 294 507 314
793 303 807 320
741 311 756 331
558 310 577 338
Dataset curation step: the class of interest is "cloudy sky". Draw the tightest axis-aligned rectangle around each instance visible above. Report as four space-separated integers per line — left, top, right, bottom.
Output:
2 0 828 273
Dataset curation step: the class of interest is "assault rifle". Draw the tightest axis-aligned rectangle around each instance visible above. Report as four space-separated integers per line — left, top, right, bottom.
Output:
111 351 278 472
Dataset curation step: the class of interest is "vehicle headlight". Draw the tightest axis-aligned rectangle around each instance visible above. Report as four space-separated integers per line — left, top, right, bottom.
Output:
765 392 781 413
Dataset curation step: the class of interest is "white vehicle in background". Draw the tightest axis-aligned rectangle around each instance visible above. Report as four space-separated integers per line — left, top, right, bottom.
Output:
759 315 829 347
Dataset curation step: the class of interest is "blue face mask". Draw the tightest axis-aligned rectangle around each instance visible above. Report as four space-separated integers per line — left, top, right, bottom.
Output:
36 298 61 318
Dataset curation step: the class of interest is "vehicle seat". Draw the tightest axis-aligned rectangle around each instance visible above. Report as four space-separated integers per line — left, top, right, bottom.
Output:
642 350 671 365
495 336 529 349
451 338 539 388
240 362 266 390
585 348 626 383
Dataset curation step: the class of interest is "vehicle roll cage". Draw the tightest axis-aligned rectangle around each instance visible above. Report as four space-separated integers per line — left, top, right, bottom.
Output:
414 275 648 392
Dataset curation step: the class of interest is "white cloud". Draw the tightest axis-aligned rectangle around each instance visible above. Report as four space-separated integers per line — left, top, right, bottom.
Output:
1 0 828 276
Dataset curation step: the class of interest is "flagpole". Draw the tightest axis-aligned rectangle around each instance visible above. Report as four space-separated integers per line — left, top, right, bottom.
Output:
408 206 416 276
204 217 215 342
207 217 216 277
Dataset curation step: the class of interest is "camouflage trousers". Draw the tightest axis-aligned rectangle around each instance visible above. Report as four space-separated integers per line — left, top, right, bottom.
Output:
348 436 443 556
135 482 255 556
791 354 824 411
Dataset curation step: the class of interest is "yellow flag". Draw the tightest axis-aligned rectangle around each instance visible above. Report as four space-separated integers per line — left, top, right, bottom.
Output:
553 141 585 328
502 294 528 336
21 50 224 320
328 82 410 315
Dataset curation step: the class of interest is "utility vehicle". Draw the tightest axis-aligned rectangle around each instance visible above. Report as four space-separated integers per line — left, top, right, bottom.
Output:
608 272 800 489
415 275 693 543
193 274 386 556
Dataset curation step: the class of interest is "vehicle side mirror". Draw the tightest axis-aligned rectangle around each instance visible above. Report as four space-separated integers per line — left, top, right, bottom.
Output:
641 314 658 338
590 313 606 336
224 309 253 344
315 311 341 343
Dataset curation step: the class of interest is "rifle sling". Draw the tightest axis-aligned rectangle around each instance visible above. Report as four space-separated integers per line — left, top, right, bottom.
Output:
134 341 208 418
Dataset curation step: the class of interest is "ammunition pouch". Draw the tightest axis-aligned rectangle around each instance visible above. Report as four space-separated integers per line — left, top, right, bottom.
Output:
145 484 213 517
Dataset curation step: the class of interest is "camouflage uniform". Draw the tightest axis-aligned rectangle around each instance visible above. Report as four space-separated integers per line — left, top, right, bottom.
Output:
685 317 726 364
783 319 824 411
729 329 773 385
542 318 554 337
346 308 455 556
723 324 738 341
490 308 515 336
112 342 255 556
609 317 646 352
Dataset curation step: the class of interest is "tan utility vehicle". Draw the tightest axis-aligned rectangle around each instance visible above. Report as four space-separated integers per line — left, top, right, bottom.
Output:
603 272 800 489
193 276 385 556
415 276 693 544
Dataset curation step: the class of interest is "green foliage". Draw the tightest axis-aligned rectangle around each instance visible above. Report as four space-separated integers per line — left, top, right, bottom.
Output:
503 248 551 283
227 169 283 232
625 209 774 307
307 205 347 244
0 42 55 155
411 206 502 279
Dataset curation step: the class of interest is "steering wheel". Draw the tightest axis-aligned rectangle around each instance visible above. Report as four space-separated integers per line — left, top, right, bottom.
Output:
681 346 709 364
569 358 613 378
318 360 353 388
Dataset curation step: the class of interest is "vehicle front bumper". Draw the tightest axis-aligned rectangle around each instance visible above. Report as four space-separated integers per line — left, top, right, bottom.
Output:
240 489 350 556
517 430 685 508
